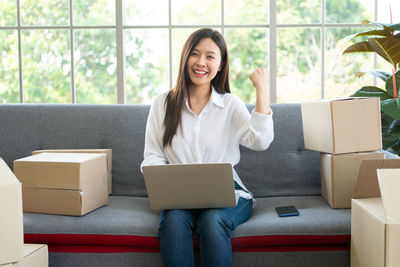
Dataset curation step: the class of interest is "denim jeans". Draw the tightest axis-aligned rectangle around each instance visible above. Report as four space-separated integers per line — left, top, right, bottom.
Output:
158 183 253 267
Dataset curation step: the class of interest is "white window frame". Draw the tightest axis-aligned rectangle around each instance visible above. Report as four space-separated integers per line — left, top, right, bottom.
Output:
2 0 378 104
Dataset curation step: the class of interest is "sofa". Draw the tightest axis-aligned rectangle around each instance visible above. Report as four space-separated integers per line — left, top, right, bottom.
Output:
1 103 395 267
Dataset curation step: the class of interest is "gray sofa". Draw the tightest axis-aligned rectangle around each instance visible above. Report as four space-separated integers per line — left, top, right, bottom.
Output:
1 102 378 267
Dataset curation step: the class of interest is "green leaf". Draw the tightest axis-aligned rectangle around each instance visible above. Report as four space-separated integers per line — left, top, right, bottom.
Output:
385 70 400 97
368 37 400 66
382 114 400 145
363 20 395 31
369 70 391 82
389 119 400 136
391 139 400 156
381 98 400 119
344 30 392 42
350 86 392 101
388 23 400 31
343 41 374 54
381 114 400 155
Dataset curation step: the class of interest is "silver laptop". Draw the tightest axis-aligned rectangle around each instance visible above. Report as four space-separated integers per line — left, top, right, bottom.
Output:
142 163 237 210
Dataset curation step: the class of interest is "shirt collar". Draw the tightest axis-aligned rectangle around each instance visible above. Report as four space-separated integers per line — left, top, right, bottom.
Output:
209 86 225 108
184 86 225 111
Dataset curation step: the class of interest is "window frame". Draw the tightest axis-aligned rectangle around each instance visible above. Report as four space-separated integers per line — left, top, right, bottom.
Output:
1 0 378 104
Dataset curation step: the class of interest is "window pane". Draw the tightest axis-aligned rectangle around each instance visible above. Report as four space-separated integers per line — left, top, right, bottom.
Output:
225 28 268 104
74 0 115 26
326 0 373 23
224 0 268 25
325 28 375 99
124 0 168 25
172 0 220 25
125 29 169 104
0 31 19 103
74 29 116 104
378 0 400 23
0 0 17 26
20 0 69 25
277 28 320 103
277 0 320 24
22 30 71 103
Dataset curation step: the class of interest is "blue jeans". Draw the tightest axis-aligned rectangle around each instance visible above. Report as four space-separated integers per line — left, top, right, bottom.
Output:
158 184 253 267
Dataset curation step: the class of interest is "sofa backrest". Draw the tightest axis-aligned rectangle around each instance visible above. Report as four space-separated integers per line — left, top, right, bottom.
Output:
0 103 321 198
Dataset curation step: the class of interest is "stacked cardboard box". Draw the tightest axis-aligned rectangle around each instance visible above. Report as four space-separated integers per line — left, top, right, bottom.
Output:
301 97 383 208
32 149 113 195
351 160 400 267
0 158 48 267
14 152 108 216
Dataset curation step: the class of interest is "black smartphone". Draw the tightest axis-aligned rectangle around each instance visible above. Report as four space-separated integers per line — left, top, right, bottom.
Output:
275 205 299 217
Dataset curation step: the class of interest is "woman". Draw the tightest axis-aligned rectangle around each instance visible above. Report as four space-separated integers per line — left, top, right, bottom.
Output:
141 28 273 267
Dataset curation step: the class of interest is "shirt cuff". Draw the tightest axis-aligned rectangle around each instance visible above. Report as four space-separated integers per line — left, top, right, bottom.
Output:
250 108 273 130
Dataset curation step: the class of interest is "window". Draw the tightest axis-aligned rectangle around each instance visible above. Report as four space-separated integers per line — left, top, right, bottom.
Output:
0 0 397 104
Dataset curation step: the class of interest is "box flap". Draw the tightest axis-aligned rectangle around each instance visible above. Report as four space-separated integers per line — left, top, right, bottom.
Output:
351 198 386 267
32 149 112 170
17 244 48 267
23 244 47 258
0 159 24 265
386 224 400 266
16 152 103 163
0 158 21 186
353 159 400 199
377 169 400 223
14 153 106 189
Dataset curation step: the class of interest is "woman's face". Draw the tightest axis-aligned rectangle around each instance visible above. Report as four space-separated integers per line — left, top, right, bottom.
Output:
186 37 222 90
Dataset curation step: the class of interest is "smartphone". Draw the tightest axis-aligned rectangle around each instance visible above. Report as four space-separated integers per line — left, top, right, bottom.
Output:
275 205 299 217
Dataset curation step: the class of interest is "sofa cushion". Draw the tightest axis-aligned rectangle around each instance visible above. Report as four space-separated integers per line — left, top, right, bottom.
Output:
24 196 350 253
0 103 322 198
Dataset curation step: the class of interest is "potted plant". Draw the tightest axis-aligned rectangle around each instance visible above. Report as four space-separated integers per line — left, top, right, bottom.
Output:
343 20 400 155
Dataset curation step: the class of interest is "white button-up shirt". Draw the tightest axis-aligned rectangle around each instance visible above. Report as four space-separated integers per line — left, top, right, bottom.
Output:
141 87 274 203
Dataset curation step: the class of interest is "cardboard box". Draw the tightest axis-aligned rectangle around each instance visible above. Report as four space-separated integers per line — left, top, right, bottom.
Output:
321 151 384 208
301 97 382 154
14 153 108 216
1 244 48 267
32 149 112 195
351 159 400 267
0 158 24 265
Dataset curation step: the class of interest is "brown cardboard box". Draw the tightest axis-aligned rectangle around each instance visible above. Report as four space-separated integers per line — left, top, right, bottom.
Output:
321 151 384 208
351 159 400 267
1 244 48 267
14 153 108 216
32 149 112 195
0 158 24 265
301 97 382 154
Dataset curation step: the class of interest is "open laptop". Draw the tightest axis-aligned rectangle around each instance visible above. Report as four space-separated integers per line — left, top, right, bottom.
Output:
142 163 237 210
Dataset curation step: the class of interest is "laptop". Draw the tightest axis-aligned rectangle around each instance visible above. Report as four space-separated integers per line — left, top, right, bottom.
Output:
142 163 237 210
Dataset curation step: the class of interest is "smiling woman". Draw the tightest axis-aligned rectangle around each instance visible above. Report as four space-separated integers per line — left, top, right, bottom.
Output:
141 28 274 267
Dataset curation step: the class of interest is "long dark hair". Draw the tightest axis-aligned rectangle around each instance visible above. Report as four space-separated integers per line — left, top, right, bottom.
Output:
162 28 230 147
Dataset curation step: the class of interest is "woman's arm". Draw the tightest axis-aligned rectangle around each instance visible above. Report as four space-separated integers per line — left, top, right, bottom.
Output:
140 96 168 171
250 68 271 115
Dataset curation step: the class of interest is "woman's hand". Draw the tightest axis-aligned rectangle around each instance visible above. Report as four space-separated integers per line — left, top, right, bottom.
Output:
250 68 271 115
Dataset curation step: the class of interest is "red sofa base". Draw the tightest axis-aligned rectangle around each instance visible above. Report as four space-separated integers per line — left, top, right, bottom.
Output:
24 234 350 253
